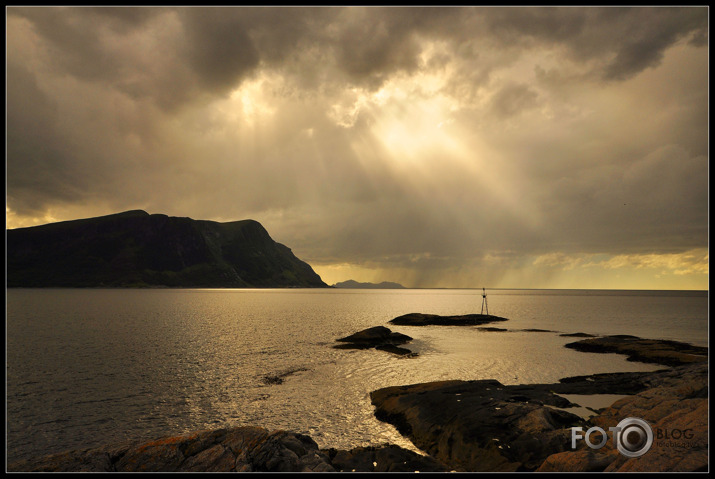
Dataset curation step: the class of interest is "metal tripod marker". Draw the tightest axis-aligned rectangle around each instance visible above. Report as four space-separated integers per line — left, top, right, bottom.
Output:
481 287 488 315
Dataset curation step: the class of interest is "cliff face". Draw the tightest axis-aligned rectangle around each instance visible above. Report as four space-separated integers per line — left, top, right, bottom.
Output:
7 210 327 288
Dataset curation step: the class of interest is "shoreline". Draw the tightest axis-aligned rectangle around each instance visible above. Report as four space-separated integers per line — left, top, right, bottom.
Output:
8 306 708 472
362 320 707 472
9 330 708 472
369 361 707 472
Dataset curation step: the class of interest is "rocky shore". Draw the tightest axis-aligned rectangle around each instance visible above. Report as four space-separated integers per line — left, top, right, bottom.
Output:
7 426 446 472
537 362 708 472
10 317 708 472
370 361 707 472
343 315 708 472
563 335 708 367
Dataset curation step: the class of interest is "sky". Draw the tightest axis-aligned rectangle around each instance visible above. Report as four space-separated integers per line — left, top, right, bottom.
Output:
5 6 709 290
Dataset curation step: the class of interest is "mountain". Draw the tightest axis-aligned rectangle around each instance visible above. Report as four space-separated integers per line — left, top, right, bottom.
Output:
6 210 328 288
332 280 406 289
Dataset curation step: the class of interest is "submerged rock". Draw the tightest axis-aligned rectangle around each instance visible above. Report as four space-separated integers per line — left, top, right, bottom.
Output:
389 312 509 326
262 367 309 385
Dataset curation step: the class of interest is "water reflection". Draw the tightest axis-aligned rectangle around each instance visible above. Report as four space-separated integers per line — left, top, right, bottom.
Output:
6 288 707 463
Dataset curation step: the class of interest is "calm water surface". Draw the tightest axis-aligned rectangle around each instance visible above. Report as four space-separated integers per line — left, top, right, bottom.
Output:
6 288 708 463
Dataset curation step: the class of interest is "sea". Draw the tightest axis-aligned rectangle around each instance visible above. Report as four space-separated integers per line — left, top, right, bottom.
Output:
5 288 709 464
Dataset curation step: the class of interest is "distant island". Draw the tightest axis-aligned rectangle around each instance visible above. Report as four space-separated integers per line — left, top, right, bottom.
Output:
332 280 406 289
7 210 328 288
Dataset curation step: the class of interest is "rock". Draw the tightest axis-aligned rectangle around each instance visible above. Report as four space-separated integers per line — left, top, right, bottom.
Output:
7 427 337 472
537 449 616 472
477 327 509 332
7 426 452 473
369 361 708 472
550 370 658 395
389 313 509 326
370 379 589 471
5 448 120 472
336 326 412 345
538 362 707 472
560 332 597 338
323 444 447 472
334 326 415 356
564 336 708 367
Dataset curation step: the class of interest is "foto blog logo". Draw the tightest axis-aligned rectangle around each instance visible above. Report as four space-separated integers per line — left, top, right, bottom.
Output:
572 417 654 458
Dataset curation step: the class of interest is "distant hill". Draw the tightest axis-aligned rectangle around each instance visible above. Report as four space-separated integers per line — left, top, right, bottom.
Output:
7 210 328 288
333 280 406 289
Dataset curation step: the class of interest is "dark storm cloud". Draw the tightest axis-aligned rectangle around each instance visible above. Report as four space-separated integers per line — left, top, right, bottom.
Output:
9 7 163 83
178 9 260 92
532 147 709 254
6 60 86 216
597 7 709 81
480 7 708 81
9 7 707 107
326 7 473 88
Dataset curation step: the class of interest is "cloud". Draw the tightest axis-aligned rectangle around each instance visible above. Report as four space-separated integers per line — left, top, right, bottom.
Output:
598 7 708 81
480 7 708 81
489 82 540 119
6 59 85 216
178 9 260 93
9 7 707 108
5 7 709 289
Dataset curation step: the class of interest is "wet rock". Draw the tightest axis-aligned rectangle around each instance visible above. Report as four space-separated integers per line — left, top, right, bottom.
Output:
334 326 415 356
389 312 509 326
564 336 708 367
477 327 509 332
560 332 597 338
